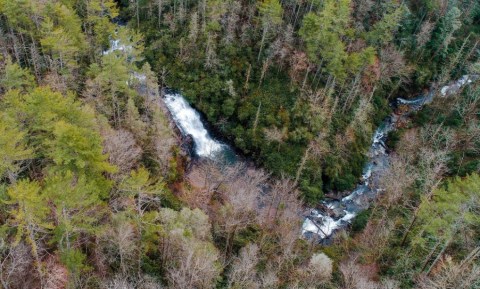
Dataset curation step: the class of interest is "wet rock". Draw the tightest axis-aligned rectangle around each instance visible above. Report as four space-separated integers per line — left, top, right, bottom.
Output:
331 207 346 219
181 134 194 156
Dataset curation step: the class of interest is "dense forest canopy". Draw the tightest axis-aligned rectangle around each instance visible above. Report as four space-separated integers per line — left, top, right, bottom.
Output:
0 0 479 288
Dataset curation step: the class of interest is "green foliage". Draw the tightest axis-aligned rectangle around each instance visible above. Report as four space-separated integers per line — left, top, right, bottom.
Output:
416 174 480 247
258 0 283 27
2 87 115 182
232 225 261 251
386 129 401 149
367 5 407 46
45 172 105 242
0 0 479 287
48 120 114 178
0 114 32 179
60 248 91 284
299 0 352 80
431 5 462 54
159 207 213 241
4 180 52 245
351 209 371 233
82 0 119 49
0 58 35 92
0 0 36 33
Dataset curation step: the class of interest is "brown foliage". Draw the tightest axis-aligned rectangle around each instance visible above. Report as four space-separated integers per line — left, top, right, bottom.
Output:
415 254 480 289
0 243 34 289
289 50 310 85
340 257 399 289
44 255 68 289
379 45 412 85
103 128 143 176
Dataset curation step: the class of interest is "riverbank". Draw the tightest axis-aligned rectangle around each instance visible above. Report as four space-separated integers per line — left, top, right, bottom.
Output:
302 75 478 241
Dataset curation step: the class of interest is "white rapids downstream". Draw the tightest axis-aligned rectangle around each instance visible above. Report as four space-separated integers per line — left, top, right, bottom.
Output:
105 35 477 241
302 75 478 240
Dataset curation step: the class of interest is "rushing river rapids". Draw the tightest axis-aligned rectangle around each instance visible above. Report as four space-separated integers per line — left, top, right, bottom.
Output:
302 74 478 241
105 36 477 241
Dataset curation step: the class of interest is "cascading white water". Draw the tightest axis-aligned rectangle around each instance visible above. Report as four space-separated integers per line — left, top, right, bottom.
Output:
302 75 478 240
103 36 232 159
164 93 228 158
102 39 133 55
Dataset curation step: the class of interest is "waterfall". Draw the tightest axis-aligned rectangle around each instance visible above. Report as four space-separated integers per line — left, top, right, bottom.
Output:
164 93 231 158
103 36 234 160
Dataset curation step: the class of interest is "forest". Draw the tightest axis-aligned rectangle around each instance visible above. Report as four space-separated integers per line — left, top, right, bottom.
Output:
0 0 479 288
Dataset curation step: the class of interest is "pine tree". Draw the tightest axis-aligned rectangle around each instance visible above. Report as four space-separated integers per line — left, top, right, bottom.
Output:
118 167 164 216
0 58 35 92
0 114 32 181
415 174 480 274
257 0 283 61
299 0 352 80
44 172 105 256
4 180 53 286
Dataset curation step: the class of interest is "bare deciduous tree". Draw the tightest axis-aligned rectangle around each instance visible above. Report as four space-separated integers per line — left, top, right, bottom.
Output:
103 128 143 176
379 45 412 85
357 216 395 263
378 153 417 208
416 21 435 48
227 243 260 289
297 252 333 288
215 165 268 254
102 220 139 276
106 274 164 289
44 255 68 289
223 2 240 46
340 257 400 289
0 242 32 289
205 33 219 69
259 178 303 261
416 250 480 289
166 240 221 289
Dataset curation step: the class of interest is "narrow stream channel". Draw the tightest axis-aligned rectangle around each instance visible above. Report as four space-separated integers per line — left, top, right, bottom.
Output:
302 75 478 241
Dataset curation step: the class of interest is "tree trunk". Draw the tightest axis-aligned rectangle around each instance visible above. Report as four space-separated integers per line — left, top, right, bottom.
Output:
342 73 361 112
253 102 261 134
295 145 311 186
244 64 251 93
259 59 270 86
27 224 44 289
157 0 163 28
302 68 310 89
136 0 140 29
426 237 452 276
400 211 418 246
459 246 480 269
401 183 438 246
258 27 268 61
420 239 440 273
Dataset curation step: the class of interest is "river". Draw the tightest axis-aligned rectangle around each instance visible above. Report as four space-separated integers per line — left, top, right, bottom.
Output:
105 34 477 241
161 76 477 241
302 75 478 241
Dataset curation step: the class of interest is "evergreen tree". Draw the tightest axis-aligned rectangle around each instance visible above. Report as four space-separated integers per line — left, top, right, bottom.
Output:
257 0 283 61
0 58 35 92
0 114 32 181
